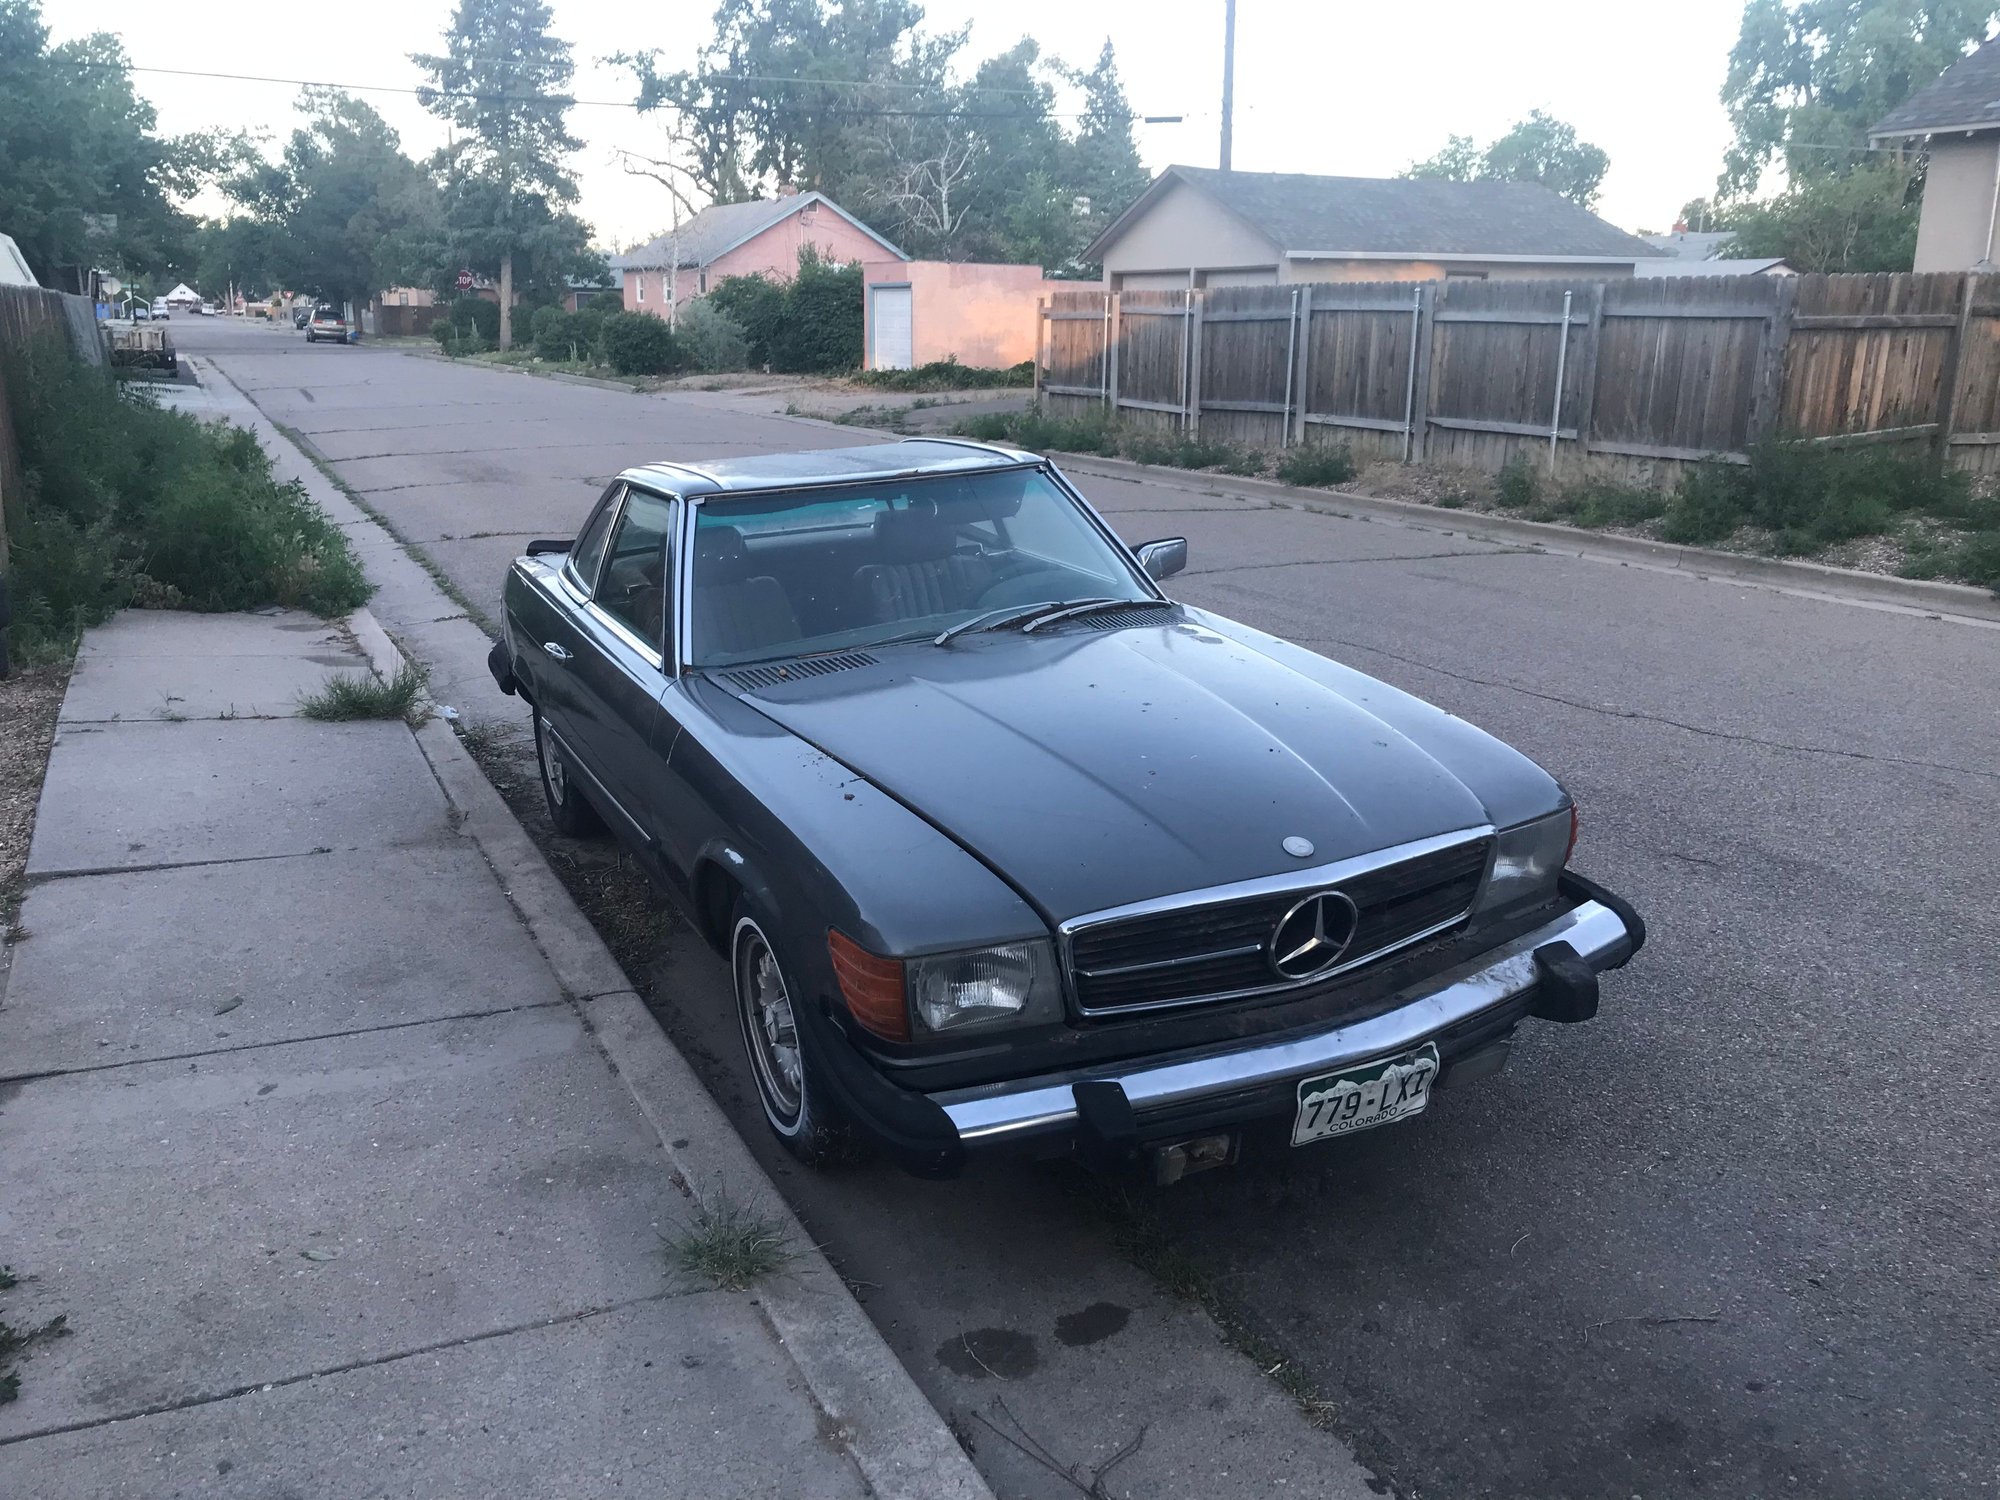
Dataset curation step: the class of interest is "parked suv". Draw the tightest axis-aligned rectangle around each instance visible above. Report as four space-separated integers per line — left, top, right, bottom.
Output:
306 305 349 344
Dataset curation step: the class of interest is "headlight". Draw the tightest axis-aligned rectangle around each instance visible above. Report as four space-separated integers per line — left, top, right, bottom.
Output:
1473 805 1575 917
827 932 1065 1042
908 941 1064 1036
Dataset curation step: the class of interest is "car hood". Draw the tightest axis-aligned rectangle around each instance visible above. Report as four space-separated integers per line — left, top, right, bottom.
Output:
726 615 1549 924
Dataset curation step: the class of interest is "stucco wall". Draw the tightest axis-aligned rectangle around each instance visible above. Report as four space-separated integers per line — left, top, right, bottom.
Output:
623 202 900 316
1914 134 2000 271
860 261 1072 369
1099 178 1281 289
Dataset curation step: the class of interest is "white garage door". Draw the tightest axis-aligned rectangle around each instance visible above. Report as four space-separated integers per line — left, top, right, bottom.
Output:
870 283 913 370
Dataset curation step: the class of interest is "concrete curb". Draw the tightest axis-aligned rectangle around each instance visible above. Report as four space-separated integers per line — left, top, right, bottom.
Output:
1054 452 2000 627
388 344 652 395
344 608 993 1500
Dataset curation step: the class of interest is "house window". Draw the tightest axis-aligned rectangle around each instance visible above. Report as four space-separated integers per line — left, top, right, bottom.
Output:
636 276 646 303
397 291 408 305
698 271 708 294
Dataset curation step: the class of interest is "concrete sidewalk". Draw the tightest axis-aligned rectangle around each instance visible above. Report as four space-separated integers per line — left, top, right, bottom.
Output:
0 609 988 1499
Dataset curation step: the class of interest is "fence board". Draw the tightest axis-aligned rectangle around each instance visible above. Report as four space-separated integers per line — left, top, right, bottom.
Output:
1043 271 2000 480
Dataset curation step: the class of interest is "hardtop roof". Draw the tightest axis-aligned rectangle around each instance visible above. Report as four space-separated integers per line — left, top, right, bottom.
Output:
624 439 1039 497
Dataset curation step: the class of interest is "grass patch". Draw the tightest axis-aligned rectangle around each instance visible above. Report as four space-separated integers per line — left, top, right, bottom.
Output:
852 357 1034 392
666 1188 797 1292
1524 476 1669 529
1 337 372 667
1274 442 1356 488
1898 525 2000 589
1661 441 1973 554
298 663 426 723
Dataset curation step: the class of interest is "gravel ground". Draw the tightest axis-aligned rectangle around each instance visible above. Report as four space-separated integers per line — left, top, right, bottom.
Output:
1 666 66 927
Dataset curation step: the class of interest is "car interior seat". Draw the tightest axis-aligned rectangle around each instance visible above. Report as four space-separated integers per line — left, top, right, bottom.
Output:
692 524 802 658
854 508 999 623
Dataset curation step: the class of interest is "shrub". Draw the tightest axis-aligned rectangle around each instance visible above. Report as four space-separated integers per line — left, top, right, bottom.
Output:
676 298 751 373
531 306 588 362
1496 455 1540 509
1533 477 1669 529
775 249 863 373
1662 463 1748 543
1275 442 1357 488
1 338 370 662
951 404 1116 454
853 358 1035 391
449 296 500 342
597 311 681 376
709 274 786 367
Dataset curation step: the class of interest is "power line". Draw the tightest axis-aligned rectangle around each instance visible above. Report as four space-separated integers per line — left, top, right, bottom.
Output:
119 62 1174 123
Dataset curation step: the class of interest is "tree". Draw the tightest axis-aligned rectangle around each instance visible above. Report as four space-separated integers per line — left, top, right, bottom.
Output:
0 0 239 287
1719 0 1998 194
413 0 584 349
1407 134 1481 182
624 6 1148 271
1405 112 1610 206
1066 39 1150 242
1723 162 1920 270
229 90 439 318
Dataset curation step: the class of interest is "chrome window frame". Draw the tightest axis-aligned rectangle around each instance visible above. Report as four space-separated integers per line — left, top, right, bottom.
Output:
562 482 627 602
586 484 678 671
1058 826 1498 1019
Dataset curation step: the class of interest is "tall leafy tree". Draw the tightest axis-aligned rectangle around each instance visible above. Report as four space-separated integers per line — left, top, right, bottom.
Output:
1066 39 1149 239
413 0 584 349
1406 111 1609 207
230 91 439 317
1719 0 1998 194
1723 162 1921 269
0 0 237 288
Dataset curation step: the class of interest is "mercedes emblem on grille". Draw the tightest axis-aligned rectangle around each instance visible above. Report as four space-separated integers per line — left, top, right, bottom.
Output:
1282 834 1315 858
1268 890 1360 980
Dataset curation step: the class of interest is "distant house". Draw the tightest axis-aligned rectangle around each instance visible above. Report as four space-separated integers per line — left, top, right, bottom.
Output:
0 232 39 287
1636 230 1791 277
161 282 201 308
1081 165 1668 290
1871 42 2000 271
612 190 906 318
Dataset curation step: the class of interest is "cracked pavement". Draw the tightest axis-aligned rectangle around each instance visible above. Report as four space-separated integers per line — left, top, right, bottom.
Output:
179 318 2000 1500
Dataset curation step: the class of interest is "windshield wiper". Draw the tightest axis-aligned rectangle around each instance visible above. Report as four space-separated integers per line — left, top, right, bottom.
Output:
1019 597 1174 634
933 601 1069 647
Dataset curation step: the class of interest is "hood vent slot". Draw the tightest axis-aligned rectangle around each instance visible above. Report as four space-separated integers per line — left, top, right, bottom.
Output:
724 652 878 692
1077 607 1176 631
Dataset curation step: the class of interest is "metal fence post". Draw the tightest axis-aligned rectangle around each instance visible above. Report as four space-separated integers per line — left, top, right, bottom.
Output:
1547 289 1573 474
1292 285 1314 446
1106 292 1121 417
1402 286 1423 462
1280 287 1301 447
1032 297 1044 405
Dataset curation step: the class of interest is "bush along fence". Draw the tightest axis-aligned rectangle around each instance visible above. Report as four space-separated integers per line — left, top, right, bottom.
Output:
0 285 107 628
1033 272 2000 481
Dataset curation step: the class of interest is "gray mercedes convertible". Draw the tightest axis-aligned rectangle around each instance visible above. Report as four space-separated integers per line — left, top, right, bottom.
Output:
491 439 1645 1180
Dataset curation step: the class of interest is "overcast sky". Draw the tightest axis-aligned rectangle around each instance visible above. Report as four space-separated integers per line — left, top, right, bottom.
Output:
58 0 1749 248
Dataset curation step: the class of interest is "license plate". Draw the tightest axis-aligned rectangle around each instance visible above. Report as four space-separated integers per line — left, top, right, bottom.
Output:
1292 1044 1440 1146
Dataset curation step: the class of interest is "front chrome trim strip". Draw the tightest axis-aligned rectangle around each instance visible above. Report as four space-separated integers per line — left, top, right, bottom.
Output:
1079 942 1264 979
937 899 1633 1142
1060 827 1494 1017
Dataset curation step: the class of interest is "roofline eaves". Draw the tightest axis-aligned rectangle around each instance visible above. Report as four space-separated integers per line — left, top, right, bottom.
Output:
1870 120 2000 142
1287 249 1652 264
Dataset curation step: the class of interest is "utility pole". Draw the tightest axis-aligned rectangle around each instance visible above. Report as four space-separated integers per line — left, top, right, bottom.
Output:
1220 0 1236 172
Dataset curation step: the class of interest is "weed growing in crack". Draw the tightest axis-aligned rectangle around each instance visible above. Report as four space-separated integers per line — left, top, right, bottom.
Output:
665 1188 797 1292
298 664 427 724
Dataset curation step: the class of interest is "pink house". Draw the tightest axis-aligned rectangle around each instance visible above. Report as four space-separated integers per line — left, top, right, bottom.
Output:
612 191 905 318
861 260 1075 371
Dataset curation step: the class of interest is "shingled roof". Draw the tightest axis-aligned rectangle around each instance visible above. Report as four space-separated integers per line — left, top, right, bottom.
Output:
1872 41 2000 138
611 192 904 271
1085 166 1665 264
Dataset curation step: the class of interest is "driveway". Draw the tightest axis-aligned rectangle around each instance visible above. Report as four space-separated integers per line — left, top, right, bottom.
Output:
182 316 2000 1500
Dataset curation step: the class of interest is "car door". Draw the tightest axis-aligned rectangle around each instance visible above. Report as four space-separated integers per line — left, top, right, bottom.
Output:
564 485 682 869
508 481 620 759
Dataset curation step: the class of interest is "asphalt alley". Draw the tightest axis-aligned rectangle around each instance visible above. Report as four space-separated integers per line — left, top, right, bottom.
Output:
185 317 2000 1500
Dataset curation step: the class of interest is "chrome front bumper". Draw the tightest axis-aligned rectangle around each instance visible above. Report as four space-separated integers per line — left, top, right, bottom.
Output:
932 898 1637 1146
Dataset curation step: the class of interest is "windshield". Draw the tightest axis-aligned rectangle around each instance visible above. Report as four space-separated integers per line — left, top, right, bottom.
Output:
688 467 1151 666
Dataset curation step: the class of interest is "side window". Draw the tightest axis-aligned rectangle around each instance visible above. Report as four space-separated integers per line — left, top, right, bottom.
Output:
594 489 677 656
565 485 623 595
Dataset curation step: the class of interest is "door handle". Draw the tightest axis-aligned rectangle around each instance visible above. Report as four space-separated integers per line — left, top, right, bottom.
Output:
541 641 573 662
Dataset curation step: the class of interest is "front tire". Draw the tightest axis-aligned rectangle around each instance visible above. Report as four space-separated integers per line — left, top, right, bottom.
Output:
732 907 853 1168
532 707 604 837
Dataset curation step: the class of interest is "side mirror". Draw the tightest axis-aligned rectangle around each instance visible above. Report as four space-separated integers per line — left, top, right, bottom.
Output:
1136 537 1188 582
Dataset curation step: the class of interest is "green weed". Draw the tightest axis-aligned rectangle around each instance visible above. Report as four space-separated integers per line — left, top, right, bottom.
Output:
1275 443 1357 488
298 664 426 723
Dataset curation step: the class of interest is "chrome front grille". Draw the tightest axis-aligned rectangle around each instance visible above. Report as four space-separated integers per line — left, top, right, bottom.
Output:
1065 833 1493 1017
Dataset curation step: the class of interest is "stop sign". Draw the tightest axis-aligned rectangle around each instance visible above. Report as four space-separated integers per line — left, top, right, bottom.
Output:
455 269 474 291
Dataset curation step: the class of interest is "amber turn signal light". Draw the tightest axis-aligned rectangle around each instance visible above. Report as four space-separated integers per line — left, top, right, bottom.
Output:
827 929 909 1042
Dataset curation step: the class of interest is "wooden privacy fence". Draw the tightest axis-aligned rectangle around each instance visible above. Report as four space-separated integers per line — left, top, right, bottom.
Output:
0 285 105 579
1032 272 2000 477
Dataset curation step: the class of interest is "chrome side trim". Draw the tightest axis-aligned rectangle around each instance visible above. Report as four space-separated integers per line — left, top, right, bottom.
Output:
1059 827 1494 1017
936 899 1632 1143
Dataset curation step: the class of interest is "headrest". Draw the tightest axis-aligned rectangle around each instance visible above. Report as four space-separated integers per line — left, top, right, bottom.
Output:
869 507 960 564
694 523 752 580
